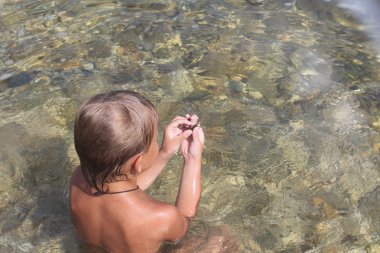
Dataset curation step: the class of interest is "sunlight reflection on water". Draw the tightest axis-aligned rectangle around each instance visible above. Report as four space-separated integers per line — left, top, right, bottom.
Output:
339 0 380 54
0 0 380 252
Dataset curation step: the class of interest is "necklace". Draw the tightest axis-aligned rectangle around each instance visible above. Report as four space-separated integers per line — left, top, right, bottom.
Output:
93 185 139 195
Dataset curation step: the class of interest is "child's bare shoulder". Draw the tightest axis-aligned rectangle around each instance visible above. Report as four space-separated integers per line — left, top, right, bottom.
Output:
151 203 188 242
154 202 183 221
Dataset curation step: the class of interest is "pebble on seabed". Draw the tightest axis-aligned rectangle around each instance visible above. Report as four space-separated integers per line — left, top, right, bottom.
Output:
82 63 94 70
0 73 13 81
6 72 32 88
246 0 264 5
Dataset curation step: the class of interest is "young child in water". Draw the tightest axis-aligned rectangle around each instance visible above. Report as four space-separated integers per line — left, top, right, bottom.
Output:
70 90 204 253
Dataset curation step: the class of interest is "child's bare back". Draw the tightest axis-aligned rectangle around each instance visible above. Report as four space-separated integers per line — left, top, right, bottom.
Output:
71 167 188 253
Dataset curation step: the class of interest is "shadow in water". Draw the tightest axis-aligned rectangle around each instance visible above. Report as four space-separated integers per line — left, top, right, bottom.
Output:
0 122 79 252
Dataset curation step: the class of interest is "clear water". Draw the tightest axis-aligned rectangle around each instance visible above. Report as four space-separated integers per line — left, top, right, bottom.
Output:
1 0 380 252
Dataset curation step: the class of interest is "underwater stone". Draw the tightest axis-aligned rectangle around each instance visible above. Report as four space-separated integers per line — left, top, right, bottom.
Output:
163 69 194 97
144 23 173 43
255 230 277 250
96 59 115 69
290 120 304 131
356 86 380 114
57 11 73 23
372 117 380 131
56 31 68 38
264 14 288 33
182 47 207 69
5 60 14 66
82 63 94 70
121 0 174 11
246 0 264 5
143 42 154 51
57 59 81 71
6 72 32 88
183 90 212 102
116 30 141 48
246 186 271 216
110 66 144 84
358 187 380 234
248 90 263 100
0 73 13 81
228 80 245 94
152 44 170 59
44 14 58 27
366 244 380 253
17 28 25 37
87 40 111 58
157 62 179 74
296 0 333 19
224 109 246 123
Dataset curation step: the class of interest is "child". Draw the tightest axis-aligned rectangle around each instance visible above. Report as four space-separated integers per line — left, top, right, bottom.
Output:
70 90 204 253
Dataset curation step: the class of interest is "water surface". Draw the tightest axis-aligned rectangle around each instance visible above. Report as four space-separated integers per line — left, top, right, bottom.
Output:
0 0 380 252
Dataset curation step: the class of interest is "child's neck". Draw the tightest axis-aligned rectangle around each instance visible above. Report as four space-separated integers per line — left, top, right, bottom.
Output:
105 176 138 193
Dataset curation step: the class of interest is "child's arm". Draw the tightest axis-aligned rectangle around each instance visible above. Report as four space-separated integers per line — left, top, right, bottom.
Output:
136 150 172 190
157 116 204 243
137 116 194 190
176 125 205 217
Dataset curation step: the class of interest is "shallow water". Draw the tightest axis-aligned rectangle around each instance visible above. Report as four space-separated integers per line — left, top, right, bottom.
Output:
0 0 380 252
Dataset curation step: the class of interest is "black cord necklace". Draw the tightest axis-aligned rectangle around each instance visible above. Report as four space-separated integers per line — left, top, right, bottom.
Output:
94 185 139 196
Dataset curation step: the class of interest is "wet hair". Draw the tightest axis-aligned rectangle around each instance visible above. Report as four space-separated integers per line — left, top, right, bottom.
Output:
74 90 157 193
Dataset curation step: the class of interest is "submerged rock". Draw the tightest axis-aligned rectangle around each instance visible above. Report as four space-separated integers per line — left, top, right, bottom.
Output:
296 0 334 20
82 63 94 70
6 72 33 88
366 244 380 253
183 90 212 102
356 85 380 114
0 73 13 81
164 69 194 97
86 40 111 59
120 0 177 13
358 187 380 235
246 0 264 5
108 66 144 84
255 229 277 250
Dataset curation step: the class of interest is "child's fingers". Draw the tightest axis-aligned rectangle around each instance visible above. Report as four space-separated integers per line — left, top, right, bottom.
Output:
171 116 188 122
192 127 205 145
185 114 198 123
181 129 192 139
189 114 198 124
169 118 192 128
197 127 205 144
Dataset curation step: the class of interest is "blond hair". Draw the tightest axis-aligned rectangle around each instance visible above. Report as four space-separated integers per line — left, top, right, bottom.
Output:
74 90 157 193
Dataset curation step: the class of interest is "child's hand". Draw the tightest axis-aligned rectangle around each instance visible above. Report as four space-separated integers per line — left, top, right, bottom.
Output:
160 115 196 157
180 118 205 161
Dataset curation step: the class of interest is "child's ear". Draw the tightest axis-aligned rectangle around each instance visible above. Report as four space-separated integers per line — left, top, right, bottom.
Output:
130 153 143 175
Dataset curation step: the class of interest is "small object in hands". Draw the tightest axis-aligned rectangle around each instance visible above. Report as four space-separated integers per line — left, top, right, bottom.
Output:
189 120 200 130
